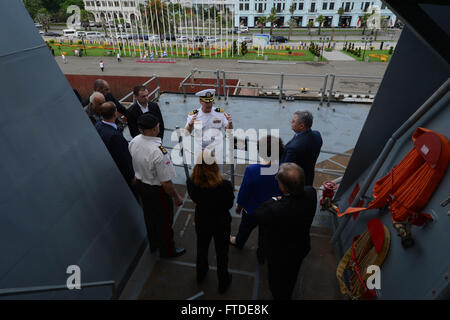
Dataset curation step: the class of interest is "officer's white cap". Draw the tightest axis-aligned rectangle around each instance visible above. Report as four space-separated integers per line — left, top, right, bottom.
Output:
196 89 215 102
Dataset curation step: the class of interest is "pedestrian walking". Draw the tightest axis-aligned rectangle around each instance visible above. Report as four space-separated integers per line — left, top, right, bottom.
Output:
61 52 67 64
117 52 121 62
99 60 104 72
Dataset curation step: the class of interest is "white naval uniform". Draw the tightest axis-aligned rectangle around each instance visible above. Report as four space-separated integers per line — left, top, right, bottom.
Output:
129 135 176 185
185 107 229 149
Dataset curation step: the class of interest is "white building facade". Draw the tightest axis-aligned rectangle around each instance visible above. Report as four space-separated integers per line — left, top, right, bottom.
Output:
234 0 397 28
83 0 397 28
83 1 144 23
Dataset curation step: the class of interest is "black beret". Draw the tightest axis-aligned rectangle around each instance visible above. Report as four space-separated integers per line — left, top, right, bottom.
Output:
137 113 159 129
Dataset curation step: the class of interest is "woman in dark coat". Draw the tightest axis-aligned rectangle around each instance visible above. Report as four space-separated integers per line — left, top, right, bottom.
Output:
186 151 235 294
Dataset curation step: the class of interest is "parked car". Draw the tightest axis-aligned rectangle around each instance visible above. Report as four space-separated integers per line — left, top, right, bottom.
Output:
76 31 87 38
137 34 150 40
63 29 77 37
193 36 204 42
34 23 43 28
176 35 188 42
44 32 61 37
164 34 176 41
270 35 288 43
204 36 217 42
86 31 104 39
239 26 249 33
228 27 239 34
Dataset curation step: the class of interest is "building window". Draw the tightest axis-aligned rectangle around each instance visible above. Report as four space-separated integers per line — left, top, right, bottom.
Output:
329 2 334 10
283 3 285 10
298 2 304 10
323 2 327 10
344 2 350 12
245 3 249 10
239 3 243 10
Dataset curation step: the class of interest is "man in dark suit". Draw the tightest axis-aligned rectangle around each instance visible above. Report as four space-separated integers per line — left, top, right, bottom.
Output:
255 163 317 300
95 101 136 188
281 110 322 186
92 79 129 119
88 79 128 132
127 85 165 140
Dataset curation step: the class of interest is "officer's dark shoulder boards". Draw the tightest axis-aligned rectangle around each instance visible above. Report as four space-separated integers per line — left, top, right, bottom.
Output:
189 109 199 116
215 107 224 113
159 145 168 155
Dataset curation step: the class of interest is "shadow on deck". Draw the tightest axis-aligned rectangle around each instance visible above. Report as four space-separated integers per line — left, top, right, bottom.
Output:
120 155 348 300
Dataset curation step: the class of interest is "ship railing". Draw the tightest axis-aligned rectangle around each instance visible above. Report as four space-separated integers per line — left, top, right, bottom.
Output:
165 127 351 191
179 69 383 107
119 75 160 104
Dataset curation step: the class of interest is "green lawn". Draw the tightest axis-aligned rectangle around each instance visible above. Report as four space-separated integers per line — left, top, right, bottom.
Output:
49 42 322 61
341 49 393 62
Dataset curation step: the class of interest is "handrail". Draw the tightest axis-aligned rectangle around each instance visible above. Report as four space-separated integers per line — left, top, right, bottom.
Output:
180 69 196 101
180 70 382 105
119 75 160 103
330 77 450 246
0 280 116 298
165 126 349 184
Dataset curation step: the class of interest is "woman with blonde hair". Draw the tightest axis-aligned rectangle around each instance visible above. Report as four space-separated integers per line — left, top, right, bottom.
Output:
187 150 234 294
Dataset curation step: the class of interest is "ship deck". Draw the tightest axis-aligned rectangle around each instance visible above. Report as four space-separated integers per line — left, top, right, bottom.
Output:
119 94 370 300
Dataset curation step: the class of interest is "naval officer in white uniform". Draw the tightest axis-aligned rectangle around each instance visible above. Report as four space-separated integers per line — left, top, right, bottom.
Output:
185 89 233 153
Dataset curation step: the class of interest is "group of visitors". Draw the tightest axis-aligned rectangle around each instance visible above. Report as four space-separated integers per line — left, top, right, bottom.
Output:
78 83 323 299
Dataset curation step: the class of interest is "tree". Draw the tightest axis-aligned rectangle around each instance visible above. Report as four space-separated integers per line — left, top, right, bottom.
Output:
360 11 374 35
142 0 171 40
257 16 267 34
35 8 52 32
232 40 238 55
240 41 248 56
80 9 93 31
268 7 277 36
337 7 344 26
307 20 314 35
42 0 62 13
316 15 325 35
24 0 43 20
288 4 296 41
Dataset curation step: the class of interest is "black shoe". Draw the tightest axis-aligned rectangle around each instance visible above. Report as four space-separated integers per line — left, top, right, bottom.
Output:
218 275 232 294
160 247 186 258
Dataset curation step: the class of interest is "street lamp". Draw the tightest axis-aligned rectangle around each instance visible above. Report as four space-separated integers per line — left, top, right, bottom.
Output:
319 36 330 61
361 35 374 62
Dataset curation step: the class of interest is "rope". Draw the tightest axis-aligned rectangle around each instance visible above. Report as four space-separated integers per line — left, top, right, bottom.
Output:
338 128 449 226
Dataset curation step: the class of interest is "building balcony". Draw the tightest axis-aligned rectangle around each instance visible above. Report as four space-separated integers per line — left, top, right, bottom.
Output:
309 9 317 13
